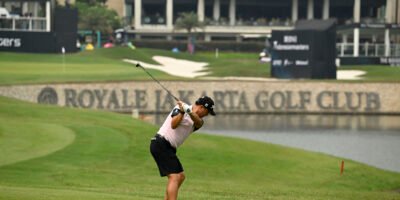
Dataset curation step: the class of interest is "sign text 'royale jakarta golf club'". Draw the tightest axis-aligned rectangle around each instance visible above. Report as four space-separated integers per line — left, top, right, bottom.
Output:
56 88 380 112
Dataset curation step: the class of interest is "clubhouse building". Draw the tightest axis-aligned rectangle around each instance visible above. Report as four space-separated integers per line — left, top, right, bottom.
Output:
1 0 399 58
107 0 400 57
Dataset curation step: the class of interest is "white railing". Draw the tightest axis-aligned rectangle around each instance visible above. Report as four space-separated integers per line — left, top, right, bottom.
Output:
336 43 400 57
0 17 47 31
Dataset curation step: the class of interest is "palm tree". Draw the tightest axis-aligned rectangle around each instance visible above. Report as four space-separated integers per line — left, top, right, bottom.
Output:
174 12 205 54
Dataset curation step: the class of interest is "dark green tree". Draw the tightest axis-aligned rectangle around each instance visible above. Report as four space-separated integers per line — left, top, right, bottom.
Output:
76 2 121 34
174 12 205 54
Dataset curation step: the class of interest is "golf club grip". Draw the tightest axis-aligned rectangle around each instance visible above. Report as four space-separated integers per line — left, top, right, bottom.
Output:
136 63 179 101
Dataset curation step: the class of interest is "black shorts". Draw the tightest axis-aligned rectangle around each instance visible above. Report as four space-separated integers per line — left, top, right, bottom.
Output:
150 134 183 177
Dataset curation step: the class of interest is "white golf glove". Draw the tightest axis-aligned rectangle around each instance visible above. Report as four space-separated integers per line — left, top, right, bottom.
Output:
183 104 192 114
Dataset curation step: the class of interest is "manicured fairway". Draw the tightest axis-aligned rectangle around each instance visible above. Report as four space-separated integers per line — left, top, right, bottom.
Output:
1 48 399 86
0 48 268 85
0 96 399 199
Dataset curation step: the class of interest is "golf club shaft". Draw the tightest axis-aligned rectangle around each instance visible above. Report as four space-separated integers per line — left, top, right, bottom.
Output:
136 63 179 101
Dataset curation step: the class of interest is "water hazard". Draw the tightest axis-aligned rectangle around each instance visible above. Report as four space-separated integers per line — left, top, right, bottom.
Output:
144 113 400 173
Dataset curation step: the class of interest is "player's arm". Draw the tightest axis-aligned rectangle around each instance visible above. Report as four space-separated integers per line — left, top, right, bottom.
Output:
182 104 203 130
188 112 204 130
171 101 185 129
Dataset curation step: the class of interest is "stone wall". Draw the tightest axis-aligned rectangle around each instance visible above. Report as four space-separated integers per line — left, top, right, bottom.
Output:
0 81 399 114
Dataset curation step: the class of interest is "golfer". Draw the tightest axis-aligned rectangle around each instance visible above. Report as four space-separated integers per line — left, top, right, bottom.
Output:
150 96 216 200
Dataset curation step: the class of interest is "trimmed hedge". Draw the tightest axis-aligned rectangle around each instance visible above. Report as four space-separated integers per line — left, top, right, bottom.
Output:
130 39 265 52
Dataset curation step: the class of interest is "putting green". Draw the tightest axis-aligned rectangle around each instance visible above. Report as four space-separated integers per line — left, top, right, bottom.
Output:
0 121 75 166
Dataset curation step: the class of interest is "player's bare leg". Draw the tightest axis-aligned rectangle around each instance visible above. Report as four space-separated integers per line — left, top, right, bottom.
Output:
165 172 185 200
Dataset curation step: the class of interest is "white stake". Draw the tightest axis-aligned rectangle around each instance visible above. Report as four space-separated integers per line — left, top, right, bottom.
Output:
61 47 66 72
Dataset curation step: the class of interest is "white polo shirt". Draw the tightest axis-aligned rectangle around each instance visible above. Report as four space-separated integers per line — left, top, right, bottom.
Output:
157 106 195 148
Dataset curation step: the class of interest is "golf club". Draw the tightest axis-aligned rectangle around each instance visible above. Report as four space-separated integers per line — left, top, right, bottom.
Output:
135 63 179 101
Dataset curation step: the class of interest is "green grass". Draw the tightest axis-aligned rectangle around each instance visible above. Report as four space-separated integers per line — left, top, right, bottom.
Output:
0 47 400 199
339 65 400 81
0 48 268 85
0 96 399 199
1 47 400 85
0 50 172 85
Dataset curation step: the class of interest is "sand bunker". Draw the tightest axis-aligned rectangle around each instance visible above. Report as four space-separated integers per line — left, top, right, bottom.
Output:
337 70 366 80
124 56 209 78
